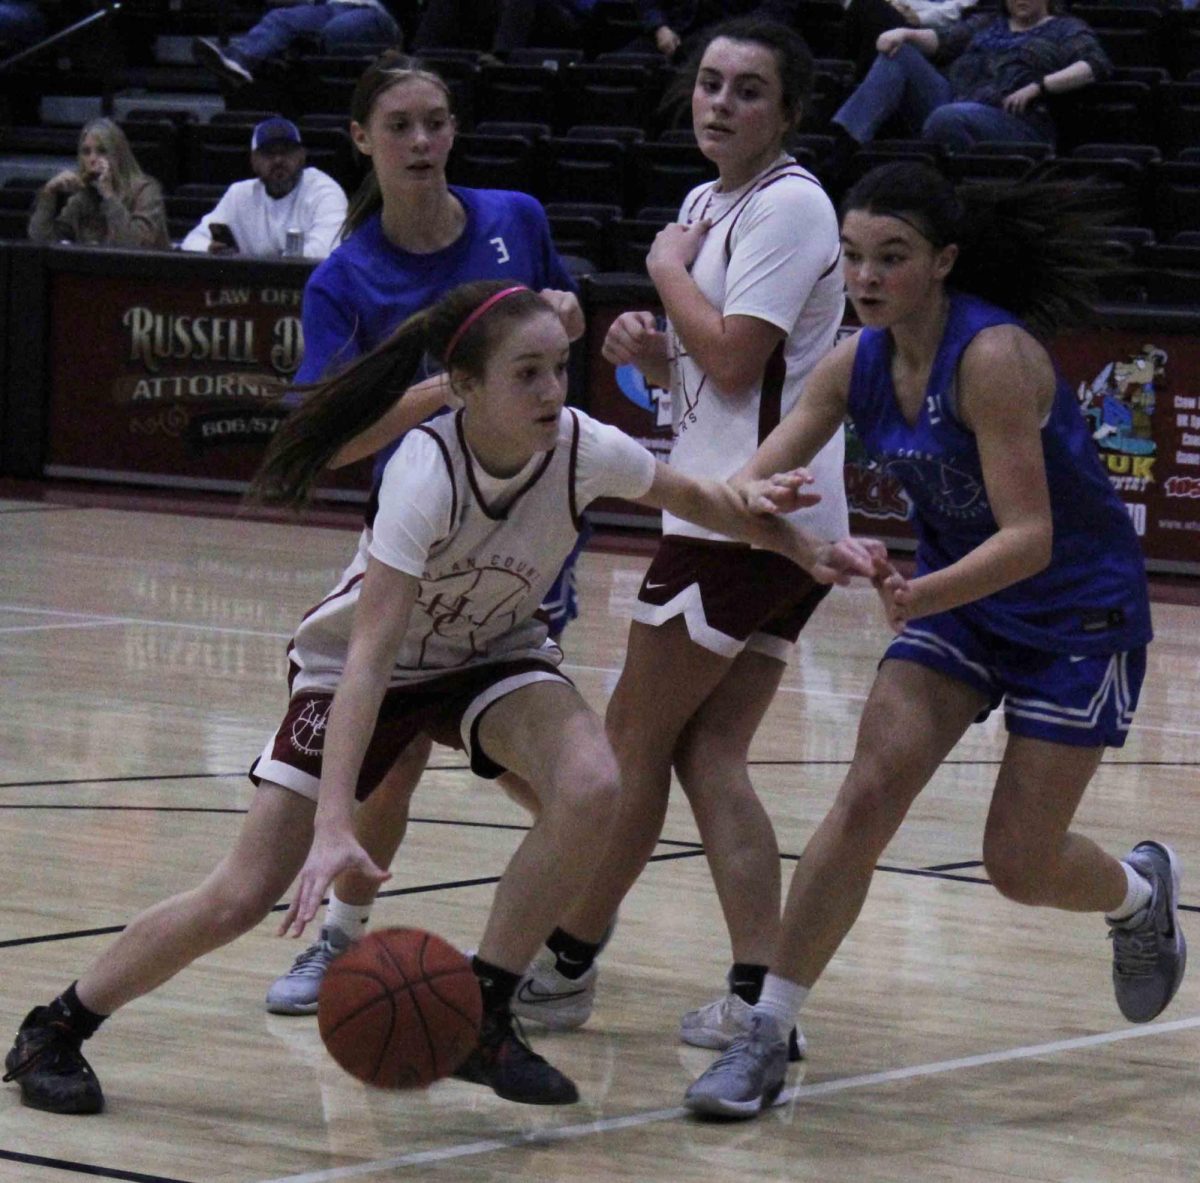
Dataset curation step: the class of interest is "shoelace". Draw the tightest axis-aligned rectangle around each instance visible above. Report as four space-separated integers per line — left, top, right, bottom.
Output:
286 939 339 977
1109 924 1160 977
2 1022 80 1083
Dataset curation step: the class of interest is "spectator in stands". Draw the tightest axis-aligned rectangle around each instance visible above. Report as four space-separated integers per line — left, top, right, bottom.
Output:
193 1 401 89
0 0 46 49
180 117 347 258
843 0 980 78
628 1 799 62
28 118 170 250
413 0 597 55
819 0 1111 181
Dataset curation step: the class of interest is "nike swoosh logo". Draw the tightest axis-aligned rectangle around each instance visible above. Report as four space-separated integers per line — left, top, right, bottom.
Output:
516 980 586 1005
644 580 670 591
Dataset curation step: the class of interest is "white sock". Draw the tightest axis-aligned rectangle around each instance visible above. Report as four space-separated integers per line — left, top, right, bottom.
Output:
1106 861 1153 923
753 973 809 1041
324 893 373 941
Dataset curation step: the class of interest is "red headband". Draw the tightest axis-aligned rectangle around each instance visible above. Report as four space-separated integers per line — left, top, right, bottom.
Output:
443 286 530 366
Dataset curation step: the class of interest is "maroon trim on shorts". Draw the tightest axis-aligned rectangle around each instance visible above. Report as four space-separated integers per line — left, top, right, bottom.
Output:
414 421 459 535
566 408 582 531
758 338 786 445
456 409 555 521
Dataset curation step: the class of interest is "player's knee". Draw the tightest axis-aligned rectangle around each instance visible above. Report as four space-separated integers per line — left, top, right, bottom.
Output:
982 836 1043 904
830 773 909 850
552 747 621 824
673 728 748 791
204 879 275 939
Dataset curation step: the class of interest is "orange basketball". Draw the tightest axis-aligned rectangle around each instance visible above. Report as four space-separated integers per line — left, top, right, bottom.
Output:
317 927 482 1089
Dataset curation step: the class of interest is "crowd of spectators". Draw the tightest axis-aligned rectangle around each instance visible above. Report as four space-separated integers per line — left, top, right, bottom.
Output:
5 0 1200 264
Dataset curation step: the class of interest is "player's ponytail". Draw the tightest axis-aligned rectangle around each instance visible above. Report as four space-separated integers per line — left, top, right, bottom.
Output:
842 161 1119 335
248 308 432 508
250 280 551 508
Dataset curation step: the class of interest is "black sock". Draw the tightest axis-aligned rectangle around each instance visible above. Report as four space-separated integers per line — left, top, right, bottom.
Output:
728 963 768 1005
817 124 860 188
46 982 107 1041
546 926 601 980
470 956 521 1019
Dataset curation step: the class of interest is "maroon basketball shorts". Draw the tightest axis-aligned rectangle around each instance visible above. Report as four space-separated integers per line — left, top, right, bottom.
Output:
631 535 830 662
250 658 572 801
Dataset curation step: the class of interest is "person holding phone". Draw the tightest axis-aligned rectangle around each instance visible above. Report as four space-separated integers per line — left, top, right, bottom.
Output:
181 118 347 259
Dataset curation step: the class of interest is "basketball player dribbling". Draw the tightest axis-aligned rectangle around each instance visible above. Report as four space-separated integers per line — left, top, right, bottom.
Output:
4 282 882 1115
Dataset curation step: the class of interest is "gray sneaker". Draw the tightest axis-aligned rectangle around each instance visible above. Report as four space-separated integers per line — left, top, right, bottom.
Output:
1108 841 1187 1023
680 991 806 1061
265 925 353 1015
683 1011 788 1119
511 945 597 1030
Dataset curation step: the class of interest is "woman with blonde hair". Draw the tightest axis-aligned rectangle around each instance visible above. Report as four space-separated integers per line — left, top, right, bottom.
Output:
28 118 170 249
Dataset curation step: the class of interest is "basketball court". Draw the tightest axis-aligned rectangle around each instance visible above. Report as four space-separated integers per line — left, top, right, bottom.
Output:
2 493 1198 1181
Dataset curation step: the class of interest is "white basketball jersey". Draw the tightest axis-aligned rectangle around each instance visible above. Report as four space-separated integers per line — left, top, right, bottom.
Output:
288 408 655 692
664 155 849 544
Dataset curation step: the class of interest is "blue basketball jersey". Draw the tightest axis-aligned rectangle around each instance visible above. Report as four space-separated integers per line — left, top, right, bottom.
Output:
847 291 1151 655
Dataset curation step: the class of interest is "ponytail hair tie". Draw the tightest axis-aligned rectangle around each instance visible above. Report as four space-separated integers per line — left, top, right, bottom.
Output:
443 286 531 366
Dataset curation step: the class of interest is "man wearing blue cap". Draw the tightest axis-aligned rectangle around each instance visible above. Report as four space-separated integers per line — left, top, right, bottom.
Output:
181 118 348 259
193 1 400 88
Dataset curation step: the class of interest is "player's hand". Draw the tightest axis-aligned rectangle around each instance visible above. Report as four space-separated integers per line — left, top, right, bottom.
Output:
538 288 584 342
207 239 237 254
871 554 912 631
278 824 390 939
736 469 820 515
810 536 889 587
647 219 710 274
601 310 663 367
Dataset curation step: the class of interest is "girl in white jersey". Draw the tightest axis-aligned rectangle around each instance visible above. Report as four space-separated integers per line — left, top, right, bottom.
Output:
515 18 849 1057
4 281 880 1118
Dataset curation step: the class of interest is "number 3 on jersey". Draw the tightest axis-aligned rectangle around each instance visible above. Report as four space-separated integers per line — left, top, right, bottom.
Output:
490 236 510 265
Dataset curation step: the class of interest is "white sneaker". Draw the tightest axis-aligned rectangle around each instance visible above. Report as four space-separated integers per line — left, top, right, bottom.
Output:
680 992 806 1061
511 945 597 1030
264 925 352 1015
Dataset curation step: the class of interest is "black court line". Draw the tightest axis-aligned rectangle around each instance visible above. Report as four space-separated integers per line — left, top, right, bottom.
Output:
0 850 709 950
0 1148 192 1183
3 758 1196 793
926 860 985 871
0 505 76 516
0 766 472 791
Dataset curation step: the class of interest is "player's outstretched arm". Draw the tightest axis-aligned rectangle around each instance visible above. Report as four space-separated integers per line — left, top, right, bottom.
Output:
279 559 417 938
635 462 881 586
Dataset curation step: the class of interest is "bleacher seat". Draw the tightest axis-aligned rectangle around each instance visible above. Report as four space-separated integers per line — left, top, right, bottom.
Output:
560 63 663 134
477 64 559 129
608 217 660 272
1148 160 1200 240
628 140 715 214
446 133 535 192
474 121 552 142
537 136 628 207
547 212 606 270
566 124 644 144
507 47 584 70
1157 82 1200 158
1033 156 1147 227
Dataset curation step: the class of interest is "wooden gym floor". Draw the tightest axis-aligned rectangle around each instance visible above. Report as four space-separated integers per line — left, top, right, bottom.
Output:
2 490 1198 1182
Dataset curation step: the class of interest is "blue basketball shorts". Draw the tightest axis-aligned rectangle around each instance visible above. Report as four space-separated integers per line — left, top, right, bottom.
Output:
884 611 1146 749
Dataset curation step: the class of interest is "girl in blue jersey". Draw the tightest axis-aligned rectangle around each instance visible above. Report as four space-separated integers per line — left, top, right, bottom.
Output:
264 52 586 1014
684 161 1185 1119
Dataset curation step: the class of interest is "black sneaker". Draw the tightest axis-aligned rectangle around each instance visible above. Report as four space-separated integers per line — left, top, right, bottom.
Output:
3 1007 104 1114
452 1012 579 1105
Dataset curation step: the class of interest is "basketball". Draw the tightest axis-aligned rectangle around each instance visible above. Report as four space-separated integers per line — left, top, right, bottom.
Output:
317 927 482 1089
